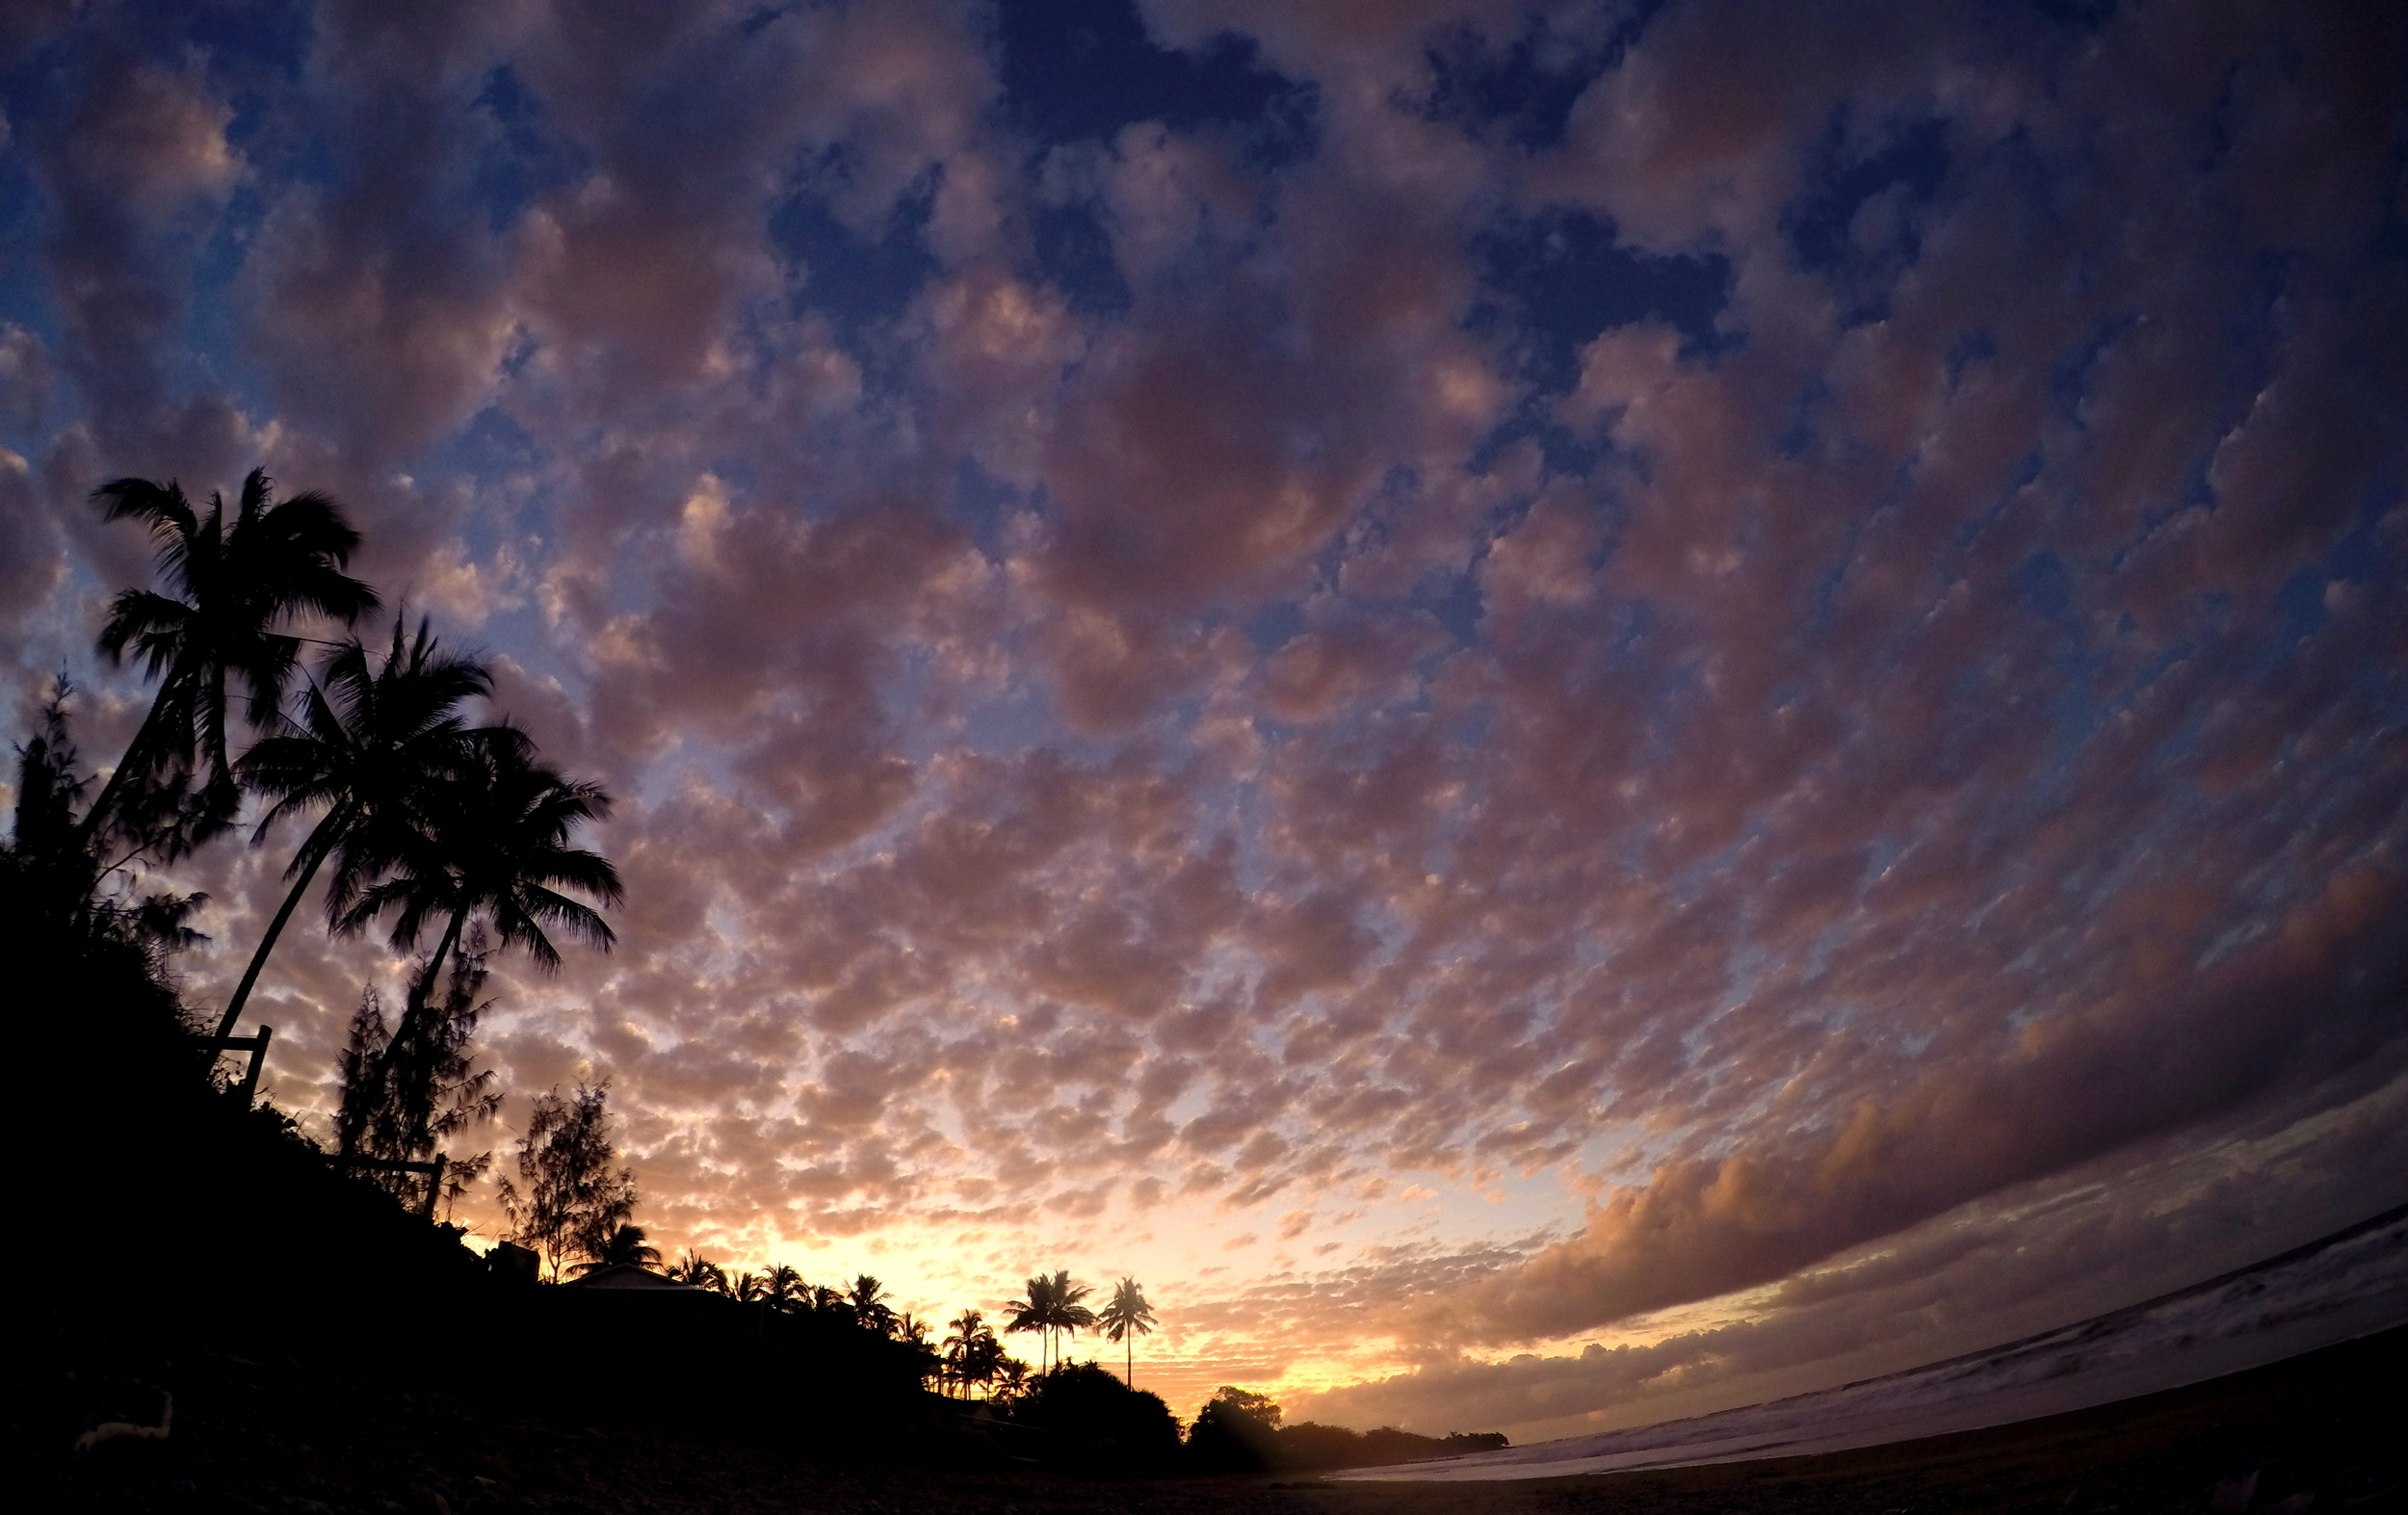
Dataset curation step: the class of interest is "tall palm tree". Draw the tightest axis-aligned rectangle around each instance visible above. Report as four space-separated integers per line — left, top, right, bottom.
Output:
1098 1276 1158 1387
1005 1271 1060 1373
1049 1269 1097 1371
1006 1270 1095 1373
336 740 621 1027
215 615 501 1039
85 469 378 852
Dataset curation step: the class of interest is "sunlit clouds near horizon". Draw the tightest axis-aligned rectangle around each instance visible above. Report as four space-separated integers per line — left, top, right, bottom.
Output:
3 0 2406 1439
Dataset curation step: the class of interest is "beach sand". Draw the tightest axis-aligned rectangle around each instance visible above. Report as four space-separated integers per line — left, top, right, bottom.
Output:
52 1321 2406 1512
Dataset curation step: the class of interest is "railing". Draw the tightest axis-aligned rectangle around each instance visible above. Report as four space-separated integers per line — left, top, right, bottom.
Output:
194 1025 274 1105
331 1152 449 1221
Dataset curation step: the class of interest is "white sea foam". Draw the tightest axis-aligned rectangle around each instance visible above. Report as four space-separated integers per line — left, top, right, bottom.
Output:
1335 1205 2408 1482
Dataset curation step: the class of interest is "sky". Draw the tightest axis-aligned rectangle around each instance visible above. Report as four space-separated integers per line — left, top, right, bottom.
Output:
3 0 2407 1443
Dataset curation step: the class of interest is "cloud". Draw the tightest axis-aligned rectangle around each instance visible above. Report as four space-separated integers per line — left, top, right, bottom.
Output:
5 0 2404 1437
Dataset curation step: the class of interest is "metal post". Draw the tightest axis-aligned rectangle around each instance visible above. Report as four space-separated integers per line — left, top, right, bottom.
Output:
238 1025 273 1106
420 1152 446 1221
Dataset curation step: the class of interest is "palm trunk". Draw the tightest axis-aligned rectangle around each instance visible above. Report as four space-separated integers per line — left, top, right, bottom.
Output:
1126 1336 1133 1387
215 802 353 1038
78 687 181 849
406 905 470 1022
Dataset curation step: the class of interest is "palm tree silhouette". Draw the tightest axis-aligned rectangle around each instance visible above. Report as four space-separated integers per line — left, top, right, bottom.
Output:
1098 1276 1158 1387
847 1274 896 1336
667 1250 727 1292
992 1357 1030 1405
1005 1272 1059 1372
942 1309 987 1397
84 470 377 852
215 615 500 1039
1049 1269 1097 1369
572 1223 662 1274
761 1263 804 1310
336 741 621 1027
1006 1269 1095 1373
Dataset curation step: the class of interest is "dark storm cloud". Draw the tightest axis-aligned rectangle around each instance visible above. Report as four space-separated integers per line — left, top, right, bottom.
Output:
5 0 2405 1429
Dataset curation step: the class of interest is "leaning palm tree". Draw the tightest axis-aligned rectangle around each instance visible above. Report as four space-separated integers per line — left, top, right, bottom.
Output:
1098 1276 1158 1387
85 469 378 853
335 740 621 1028
214 615 502 1039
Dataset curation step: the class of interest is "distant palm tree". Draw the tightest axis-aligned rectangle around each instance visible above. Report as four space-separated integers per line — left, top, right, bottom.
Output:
991 1357 1030 1406
733 1270 767 1303
761 1264 804 1311
216 615 500 1039
808 1283 844 1314
847 1274 896 1336
1098 1276 1158 1387
667 1250 727 1293
1006 1269 1095 1372
336 741 621 1027
84 469 377 853
1005 1272 1059 1372
1049 1269 1097 1369
572 1223 662 1274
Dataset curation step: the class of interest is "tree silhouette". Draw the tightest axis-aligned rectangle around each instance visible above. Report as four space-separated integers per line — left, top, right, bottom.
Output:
1006 1269 1095 1373
331 934 503 1216
217 614 499 1039
5 679 206 955
1005 1272 1059 1372
573 1224 662 1274
847 1273 897 1336
1098 1275 1158 1387
336 740 619 1068
667 1250 727 1293
498 1083 639 1282
760 1263 804 1310
84 470 376 855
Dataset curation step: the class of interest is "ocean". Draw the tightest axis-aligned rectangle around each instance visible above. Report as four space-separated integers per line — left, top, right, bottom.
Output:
1334 1202 2408 1482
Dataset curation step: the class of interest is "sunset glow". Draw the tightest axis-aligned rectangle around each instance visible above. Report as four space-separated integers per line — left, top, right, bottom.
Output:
5 0 2405 1443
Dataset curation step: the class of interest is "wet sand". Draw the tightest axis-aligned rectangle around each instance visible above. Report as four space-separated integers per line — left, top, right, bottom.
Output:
53 1322 2406 1513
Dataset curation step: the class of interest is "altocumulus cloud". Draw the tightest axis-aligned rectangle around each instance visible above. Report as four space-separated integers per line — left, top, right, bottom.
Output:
2 0 2404 1433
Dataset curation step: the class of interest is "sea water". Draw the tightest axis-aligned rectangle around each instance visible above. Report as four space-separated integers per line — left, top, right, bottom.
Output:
1335 1205 2408 1482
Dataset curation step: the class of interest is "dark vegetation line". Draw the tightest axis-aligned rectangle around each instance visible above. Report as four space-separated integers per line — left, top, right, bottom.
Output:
11 465 1506 1490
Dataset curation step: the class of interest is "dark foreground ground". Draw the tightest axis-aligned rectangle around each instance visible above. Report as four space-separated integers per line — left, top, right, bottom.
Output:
46 1320 2407 1514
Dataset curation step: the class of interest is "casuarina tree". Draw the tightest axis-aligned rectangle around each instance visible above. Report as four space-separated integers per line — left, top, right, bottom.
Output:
332 930 505 1216
498 1083 639 1281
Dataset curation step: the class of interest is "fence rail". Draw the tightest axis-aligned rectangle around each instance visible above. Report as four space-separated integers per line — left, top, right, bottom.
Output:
331 1152 449 1221
193 1025 273 1105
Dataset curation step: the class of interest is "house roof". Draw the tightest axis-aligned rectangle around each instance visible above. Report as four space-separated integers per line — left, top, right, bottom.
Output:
565 1263 697 1290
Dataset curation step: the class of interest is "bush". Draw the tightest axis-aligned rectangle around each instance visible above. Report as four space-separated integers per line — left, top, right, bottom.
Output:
1012 1364 1183 1475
